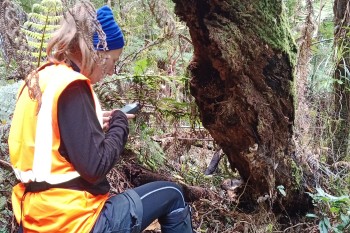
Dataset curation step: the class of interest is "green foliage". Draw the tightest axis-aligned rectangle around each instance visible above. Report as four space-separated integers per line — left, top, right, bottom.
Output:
291 159 302 189
22 0 62 67
319 21 334 40
283 0 298 19
307 188 350 233
16 0 41 13
135 123 165 171
309 1 334 92
0 81 20 162
0 163 17 233
157 97 190 119
0 122 15 233
133 58 150 76
0 81 21 123
180 163 219 186
0 123 10 156
253 1 297 64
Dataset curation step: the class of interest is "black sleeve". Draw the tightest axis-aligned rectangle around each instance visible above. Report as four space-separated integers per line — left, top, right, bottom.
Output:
57 80 129 184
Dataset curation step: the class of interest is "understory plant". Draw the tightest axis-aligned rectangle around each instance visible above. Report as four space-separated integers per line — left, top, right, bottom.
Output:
306 187 350 233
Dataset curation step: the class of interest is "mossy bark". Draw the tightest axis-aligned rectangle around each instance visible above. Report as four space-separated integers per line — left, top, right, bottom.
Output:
332 0 350 161
173 0 311 215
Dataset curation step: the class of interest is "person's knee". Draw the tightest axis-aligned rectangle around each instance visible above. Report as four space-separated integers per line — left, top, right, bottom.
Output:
165 181 183 194
163 182 186 209
162 181 183 193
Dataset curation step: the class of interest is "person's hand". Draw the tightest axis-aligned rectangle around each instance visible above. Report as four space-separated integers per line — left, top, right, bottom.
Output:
102 110 113 130
124 113 135 120
102 110 135 130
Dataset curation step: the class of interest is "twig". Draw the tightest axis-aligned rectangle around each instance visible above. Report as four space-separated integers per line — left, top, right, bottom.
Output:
197 207 220 230
283 222 311 232
0 158 12 169
116 38 165 72
233 176 250 211
179 33 192 45
152 136 213 142
332 161 350 169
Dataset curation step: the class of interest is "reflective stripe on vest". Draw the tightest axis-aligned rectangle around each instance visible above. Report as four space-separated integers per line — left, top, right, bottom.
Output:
13 70 103 184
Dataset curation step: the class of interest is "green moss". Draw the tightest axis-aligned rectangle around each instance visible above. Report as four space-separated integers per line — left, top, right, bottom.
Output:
254 1 296 64
251 0 297 111
290 159 302 189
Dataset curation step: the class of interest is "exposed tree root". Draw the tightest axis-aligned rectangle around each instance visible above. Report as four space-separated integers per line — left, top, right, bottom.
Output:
121 163 218 202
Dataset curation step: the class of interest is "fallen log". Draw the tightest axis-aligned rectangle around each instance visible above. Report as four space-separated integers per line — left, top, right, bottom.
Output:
122 163 218 202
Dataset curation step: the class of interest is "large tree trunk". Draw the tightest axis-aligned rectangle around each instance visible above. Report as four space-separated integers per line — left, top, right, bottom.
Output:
173 0 311 214
332 0 350 162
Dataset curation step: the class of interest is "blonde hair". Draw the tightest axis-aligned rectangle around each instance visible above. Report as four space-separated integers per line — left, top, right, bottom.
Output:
46 1 107 78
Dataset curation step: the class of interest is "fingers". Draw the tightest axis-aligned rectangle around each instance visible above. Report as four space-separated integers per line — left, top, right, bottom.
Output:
103 109 136 127
103 122 110 130
125 114 135 119
102 110 112 130
102 110 113 117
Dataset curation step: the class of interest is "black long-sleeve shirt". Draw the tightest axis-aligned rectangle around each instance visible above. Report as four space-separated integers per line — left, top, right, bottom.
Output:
57 80 128 194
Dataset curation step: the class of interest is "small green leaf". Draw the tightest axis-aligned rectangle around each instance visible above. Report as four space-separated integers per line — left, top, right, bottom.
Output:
319 220 328 233
324 217 332 229
306 213 318 219
133 58 149 76
277 185 286 196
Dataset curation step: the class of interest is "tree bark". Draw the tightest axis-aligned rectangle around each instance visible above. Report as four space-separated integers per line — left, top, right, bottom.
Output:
173 0 311 214
332 0 350 162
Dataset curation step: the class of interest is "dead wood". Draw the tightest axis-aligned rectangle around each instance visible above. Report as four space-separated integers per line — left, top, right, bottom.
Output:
0 158 12 171
204 148 222 175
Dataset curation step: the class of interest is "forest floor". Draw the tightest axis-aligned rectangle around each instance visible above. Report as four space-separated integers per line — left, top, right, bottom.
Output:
0 124 319 233
107 127 320 233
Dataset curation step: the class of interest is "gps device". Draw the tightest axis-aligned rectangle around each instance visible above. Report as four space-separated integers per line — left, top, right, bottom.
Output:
120 103 141 114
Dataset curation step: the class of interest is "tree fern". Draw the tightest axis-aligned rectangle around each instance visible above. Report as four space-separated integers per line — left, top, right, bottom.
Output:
22 0 62 67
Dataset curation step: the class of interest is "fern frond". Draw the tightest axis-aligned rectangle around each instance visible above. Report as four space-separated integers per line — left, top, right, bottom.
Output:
0 0 35 80
32 0 63 14
28 13 62 24
24 21 60 32
22 0 63 68
23 29 53 41
32 51 48 58
41 24 60 32
28 40 46 48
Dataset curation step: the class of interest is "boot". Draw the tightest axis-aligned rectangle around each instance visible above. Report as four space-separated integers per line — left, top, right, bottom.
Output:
159 204 194 233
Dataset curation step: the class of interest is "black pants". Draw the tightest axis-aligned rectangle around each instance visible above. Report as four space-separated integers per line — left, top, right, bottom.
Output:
91 181 188 233
133 181 186 230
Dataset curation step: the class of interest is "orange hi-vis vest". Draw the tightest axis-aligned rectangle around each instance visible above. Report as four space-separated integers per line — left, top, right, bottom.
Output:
8 63 108 233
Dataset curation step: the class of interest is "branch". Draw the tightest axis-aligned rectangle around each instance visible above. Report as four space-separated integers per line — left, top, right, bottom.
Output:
122 163 218 202
0 158 12 170
179 33 192 45
116 38 165 73
204 148 223 175
152 136 214 142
